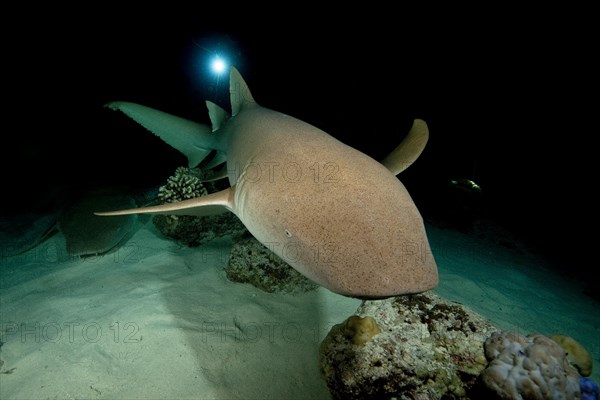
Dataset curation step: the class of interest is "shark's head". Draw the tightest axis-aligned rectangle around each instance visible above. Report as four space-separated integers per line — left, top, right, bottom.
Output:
227 124 438 298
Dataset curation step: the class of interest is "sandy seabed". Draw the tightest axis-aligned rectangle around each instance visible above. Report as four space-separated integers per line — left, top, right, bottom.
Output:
1 219 598 399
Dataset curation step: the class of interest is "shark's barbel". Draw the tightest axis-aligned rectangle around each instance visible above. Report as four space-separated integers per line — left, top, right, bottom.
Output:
96 67 438 298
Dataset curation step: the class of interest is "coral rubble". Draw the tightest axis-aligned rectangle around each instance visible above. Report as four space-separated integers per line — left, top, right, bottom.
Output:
225 233 319 294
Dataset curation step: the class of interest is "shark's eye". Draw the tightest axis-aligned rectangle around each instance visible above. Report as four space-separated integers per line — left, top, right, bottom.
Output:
285 229 292 238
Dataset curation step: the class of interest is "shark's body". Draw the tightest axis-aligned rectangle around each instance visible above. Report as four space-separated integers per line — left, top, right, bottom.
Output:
97 67 438 298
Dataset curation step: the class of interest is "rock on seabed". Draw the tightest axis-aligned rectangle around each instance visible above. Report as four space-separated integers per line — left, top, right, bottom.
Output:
319 292 499 400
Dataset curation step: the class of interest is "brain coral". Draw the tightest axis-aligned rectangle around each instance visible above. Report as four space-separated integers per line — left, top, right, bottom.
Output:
481 331 581 400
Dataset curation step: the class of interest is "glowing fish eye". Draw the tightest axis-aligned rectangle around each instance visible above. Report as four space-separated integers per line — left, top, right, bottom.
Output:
211 57 227 74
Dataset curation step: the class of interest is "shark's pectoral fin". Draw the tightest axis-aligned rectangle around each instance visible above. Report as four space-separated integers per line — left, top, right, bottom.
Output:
105 101 217 168
381 119 429 175
95 187 236 218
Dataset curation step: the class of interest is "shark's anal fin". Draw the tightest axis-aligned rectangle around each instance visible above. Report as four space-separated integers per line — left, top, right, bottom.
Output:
381 119 429 175
95 187 236 218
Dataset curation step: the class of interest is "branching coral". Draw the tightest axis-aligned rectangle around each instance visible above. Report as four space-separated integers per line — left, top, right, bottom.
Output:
158 167 207 204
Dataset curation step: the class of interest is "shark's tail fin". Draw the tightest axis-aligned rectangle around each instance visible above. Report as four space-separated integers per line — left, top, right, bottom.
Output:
105 101 221 168
105 67 253 169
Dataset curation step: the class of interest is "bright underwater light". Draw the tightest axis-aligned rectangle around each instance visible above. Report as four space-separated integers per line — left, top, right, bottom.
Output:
191 37 238 105
211 56 227 74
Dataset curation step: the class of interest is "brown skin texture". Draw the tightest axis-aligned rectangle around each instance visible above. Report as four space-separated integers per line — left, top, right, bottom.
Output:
97 68 438 298
225 105 437 297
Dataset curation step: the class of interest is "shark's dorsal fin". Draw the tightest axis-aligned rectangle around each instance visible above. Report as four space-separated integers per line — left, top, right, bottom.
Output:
94 187 236 218
230 67 256 116
105 101 217 168
206 100 229 132
381 119 429 175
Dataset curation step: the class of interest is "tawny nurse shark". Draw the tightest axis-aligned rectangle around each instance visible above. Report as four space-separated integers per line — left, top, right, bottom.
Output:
96 67 438 298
